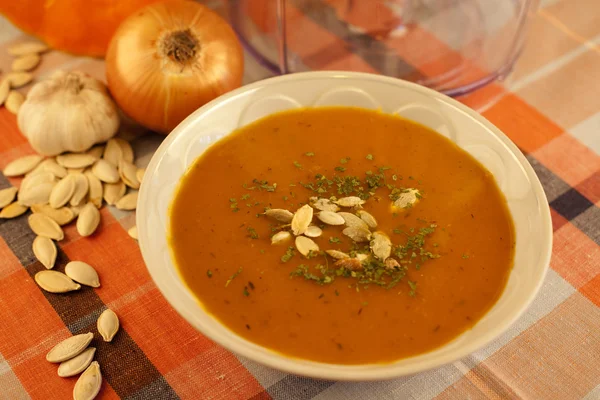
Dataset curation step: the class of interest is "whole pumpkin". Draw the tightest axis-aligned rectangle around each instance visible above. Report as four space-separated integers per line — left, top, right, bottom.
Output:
0 0 164 57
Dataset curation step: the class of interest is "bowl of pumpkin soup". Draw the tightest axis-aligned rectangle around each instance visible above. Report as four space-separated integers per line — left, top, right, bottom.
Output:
137 71 552 380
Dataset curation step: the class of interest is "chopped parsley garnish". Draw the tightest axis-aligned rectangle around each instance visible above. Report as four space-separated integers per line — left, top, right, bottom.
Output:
305 152 315 157
340 157 350 164
241 194 250 200
293 161 302 169
329 237 341 244
247 227 259 239
206 270 213 278
334 166 346 172
462 254 469 259
408 280 417 296
243 287 250 296
335 289 340 296
281 246 295 263
366 154 373 160
225 267 242 287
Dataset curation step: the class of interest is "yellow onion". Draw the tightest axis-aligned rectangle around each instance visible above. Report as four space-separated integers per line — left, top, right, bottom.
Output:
105 0 244 134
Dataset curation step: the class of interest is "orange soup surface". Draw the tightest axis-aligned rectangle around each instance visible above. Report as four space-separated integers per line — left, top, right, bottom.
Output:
169 107 515 364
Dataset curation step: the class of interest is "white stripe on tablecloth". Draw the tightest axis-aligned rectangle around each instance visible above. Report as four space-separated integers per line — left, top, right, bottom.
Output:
569 112 600 155
0 353 32 400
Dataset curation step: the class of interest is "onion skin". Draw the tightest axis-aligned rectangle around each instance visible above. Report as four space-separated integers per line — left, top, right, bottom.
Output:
105 0 244 134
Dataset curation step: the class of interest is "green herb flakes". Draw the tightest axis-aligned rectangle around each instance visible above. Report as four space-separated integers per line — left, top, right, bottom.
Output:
305 152 315 157
340 157 350 164
366 154 373 161
408 280 417 296
247 227 259 239
281 247 295 263
207 270 213 278
225 267 243 287
243 287 250 296
329 237 341 244
462 254 469 259
334 166 346 172
293 161 302 169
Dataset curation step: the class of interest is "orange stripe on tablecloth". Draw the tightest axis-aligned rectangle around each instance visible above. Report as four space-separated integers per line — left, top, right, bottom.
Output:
61 207 117 247
0 236 23 280
165 346 268 400
0 117 30 163
580 270 600 308
482 94 564 153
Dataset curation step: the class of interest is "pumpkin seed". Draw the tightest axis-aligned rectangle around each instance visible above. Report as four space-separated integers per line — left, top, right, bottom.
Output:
70 204 84 216
91 159 120 183
271 230 291 245
118 160 140 189
76 203 100 237
304 225 322 238
317 210 345 226
85 171 103 208
115 191 137 210
0 202 28 218
20 170 55 190
69 173 89 206
56 153 97 169
49 175 75 208
3 155 43 176
371 231 392 261
342 226 371 243
0 79 9 106
97 309 119 342
28 213 64 240
103 138 122 166
17 180 56 206
295 236 319 257
128 225 138 240
31 204 75 225
29 158 67 178
115 138 134 163
385 258 401 270
5 72 33 88
35 270 80 294
57 347 96 378
392 188 420 210
136 168 145 183
6 93 23 114
103 181 126 205
11 53 40 71
86 145 105 159
356 253 369 262
0 186 18 208
310 197 340 212
335 196 365 208
7 41 48 56
46 332 93 363
264 209 293 223
333 257 363 271
325 249 349 260
32 236 57 269
65 261 100 287
291 204 313 236
357 210 377 229
337 212 369 230
73 361 102 400
68 168 85 174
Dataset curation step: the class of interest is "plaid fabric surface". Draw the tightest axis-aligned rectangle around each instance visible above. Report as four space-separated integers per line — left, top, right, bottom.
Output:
1 0 599 399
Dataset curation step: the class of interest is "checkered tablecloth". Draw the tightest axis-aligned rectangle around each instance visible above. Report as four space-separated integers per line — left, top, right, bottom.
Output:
1 0 599 399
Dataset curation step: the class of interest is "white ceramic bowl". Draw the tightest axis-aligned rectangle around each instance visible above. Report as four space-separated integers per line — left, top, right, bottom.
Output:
137 71 552 381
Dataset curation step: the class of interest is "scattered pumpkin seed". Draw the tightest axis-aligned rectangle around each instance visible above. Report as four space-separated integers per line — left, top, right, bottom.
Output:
73 361 102 400
31 204 75 225
11 53 40 71
57 347 96 378
69 173 89 206
67 167 86 174
310 197 340 212
17 178 56 206
3 154 43 177
0 186 18 208
35 270 80 294
333 257 363 271
335 196 365 208
337 212 369 230
325 249 349 260
342 226 371 242
264 209 294 223
85 171 103 208
76 203 100 237
56 153 97 169
0 202 28 218
29 158 67 178
86 145 105 159
103 181 126 205
118 160 140 189
91 159 120 183
32 236 57 269
46 332 93 363
28 213 64 240
392 188 420 210
385 258 401 270
317 210 345 225
304 225 323 238
65 261 100 287
291 204 313 236
49 175 75 208
5 71 33 88
271 230 291 245
6 91 25 114
295 235 319 257
371 231 392 261
7 41 48 56
136 168 145 183
97 309 119 342
115 138 134 163
357 210 378 229
115 192 137 210
128 225 138 240
0 79 9 106
103 138 123 166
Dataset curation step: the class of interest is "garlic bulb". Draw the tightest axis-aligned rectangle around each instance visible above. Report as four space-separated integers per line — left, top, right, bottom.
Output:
18 70 120 156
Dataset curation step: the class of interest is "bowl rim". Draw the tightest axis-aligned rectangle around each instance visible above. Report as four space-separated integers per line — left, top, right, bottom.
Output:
138 71 553 381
